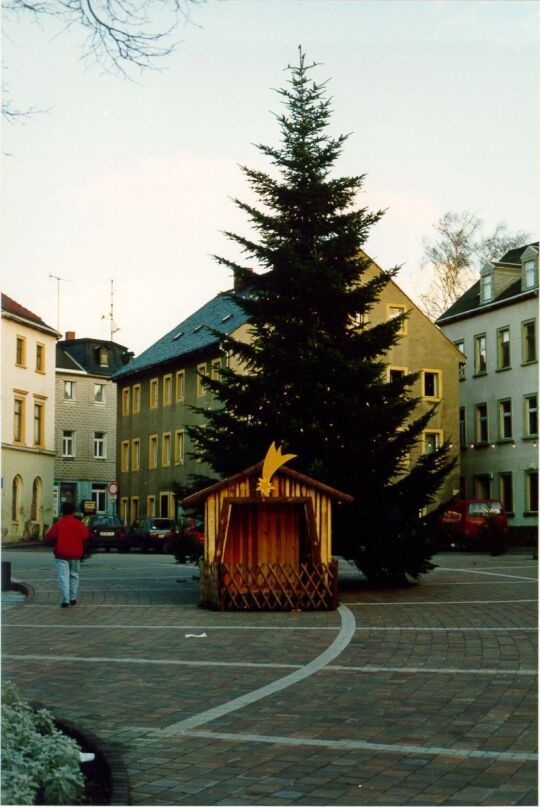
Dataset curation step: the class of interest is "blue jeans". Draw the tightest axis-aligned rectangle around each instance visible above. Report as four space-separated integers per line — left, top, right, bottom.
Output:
55 559 81 603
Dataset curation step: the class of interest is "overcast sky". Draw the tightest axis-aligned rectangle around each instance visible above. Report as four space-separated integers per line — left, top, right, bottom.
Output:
2 0 538 355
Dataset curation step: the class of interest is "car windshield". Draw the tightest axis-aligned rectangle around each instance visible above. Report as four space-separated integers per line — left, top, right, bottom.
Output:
468 502 502 516
149 519 174 530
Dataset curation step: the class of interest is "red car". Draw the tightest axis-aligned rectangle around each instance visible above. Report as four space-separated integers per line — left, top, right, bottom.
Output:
441 499 508 548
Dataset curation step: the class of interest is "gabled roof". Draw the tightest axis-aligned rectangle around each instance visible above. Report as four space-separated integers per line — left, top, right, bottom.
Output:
113 288 251 381
437 242 538 324
184 461 354 506
1 293 59 336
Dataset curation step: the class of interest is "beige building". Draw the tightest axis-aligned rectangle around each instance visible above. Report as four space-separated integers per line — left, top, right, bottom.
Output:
363 257 462 503
1 294 60 542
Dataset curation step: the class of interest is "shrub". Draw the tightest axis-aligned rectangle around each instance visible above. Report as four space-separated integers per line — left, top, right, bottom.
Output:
1 681 85 805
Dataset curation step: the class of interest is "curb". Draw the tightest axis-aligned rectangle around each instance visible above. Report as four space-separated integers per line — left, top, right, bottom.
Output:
30 702 131 806
9 580 36 604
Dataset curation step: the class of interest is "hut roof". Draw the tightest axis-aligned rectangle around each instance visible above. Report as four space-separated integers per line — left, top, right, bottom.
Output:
184 462 354 506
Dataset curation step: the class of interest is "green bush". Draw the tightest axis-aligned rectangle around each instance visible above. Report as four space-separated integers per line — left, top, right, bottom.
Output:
1 681 85 805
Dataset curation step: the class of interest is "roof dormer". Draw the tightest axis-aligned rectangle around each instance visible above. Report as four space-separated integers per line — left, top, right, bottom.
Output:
521 245 538 291
479 263 494 304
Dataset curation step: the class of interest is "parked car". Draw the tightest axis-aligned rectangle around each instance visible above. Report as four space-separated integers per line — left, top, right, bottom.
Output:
168 516 205 563
441 499 508 550
127 518 178 552
82 515 128 553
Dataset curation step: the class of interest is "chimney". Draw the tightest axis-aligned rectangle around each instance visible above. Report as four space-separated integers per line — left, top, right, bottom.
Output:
65 331 76 341
233 267 254 292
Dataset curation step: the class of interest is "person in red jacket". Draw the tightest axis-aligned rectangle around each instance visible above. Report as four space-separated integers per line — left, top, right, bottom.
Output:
45 502 90 608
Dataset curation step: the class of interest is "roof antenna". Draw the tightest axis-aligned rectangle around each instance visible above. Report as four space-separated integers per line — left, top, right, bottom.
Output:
48 273 72 332
101 279 121 341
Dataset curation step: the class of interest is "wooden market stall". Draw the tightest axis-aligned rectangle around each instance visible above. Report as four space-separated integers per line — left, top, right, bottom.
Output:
184 445 353 611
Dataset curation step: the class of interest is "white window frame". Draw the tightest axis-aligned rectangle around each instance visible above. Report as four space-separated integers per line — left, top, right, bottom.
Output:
94 431 107 459
62 430 75 458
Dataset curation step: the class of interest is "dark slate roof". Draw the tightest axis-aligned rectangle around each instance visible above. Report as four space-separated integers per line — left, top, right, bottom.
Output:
498 241 538 265
437 242 538 324
2 293 58 334
56 345 85 372
57 338 132 377
113 288 251 380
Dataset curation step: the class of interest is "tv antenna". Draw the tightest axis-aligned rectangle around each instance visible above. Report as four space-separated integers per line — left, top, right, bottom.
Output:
48 274 72 332
101 279 121 341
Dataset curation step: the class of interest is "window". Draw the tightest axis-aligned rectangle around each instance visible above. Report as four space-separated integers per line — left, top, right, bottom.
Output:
524 260 536 289
422 370 441 399
497 327 511 369
475 403 489 443
94 383 105 403
132 439 140 471
459 407 466 448
163 374 172 405
94 431 107 459
13 397 26 444
350 312 368 328
149 434 158 469
174 429 185 465
211 358 221 381
121 387 130 415
98 346 109 367
33 402 44 447
388 367 407 384
481 273 493 302
162 432 171 467
63 430 75 457
30 477 42 522
474 334 487 375
159 492 174 518
64 381 76 400
387 304 407 336
525 471 538 513
35 343 45 373
150 378 159 409
92 484 106 514
474 475 491 499
454 340 466 380
147 496 156 517
499 473 513 514
498 399 512 441
130 497 139 523
121 440 130 472
522 320 536 364
120 497 128 524
423 430 442 454
15 336 26 367
175 370 185 401
132 384 141 413
524 395 538 437
12 475 22 522
197 363 207 397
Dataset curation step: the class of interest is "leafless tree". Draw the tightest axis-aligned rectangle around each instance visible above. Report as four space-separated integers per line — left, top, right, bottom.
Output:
2 0 204 119
420 211 530 320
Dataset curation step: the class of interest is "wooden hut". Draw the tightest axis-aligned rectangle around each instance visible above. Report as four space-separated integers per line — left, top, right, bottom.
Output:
184 447 353 611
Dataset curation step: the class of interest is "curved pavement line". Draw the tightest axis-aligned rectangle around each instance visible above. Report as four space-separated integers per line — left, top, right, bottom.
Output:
160 604 356 736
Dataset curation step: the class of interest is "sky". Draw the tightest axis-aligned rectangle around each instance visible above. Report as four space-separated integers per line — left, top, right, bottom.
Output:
2 0 538 356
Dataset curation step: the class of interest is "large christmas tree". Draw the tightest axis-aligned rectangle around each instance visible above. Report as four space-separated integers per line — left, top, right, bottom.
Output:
190 50 454 584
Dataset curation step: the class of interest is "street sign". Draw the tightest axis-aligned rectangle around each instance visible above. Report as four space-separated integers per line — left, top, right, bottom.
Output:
107 482 119 497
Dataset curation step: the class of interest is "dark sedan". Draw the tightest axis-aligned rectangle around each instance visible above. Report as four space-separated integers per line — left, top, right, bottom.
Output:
127 518 178 552
82 515 128 552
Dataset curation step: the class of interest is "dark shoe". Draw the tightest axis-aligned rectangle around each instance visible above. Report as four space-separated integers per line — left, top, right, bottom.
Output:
70 600 77 605
61 602 69 608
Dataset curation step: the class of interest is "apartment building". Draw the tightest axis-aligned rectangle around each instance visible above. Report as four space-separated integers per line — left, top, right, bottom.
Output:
2 294 60 542
437 242 538 541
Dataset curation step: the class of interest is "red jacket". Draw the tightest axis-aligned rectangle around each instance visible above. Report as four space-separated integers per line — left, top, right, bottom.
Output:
45 515 90 560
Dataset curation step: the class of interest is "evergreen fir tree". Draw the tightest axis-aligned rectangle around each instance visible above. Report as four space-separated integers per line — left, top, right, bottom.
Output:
190 49 455 584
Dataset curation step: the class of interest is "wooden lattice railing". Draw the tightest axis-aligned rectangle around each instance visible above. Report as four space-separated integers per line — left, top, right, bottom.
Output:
199 559 338 611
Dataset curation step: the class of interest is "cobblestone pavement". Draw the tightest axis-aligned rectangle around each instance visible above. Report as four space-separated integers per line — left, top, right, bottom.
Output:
2 548 537 806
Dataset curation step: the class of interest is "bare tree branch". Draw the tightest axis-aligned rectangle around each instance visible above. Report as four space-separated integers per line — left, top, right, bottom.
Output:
420 211 530 320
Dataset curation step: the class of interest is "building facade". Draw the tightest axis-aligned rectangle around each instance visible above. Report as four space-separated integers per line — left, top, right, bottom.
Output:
2 294 60 542
437 242 538 541
54 333 133 518
114 259 462 525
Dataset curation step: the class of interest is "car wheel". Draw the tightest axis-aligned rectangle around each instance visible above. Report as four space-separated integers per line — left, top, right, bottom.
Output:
104 546 110 553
